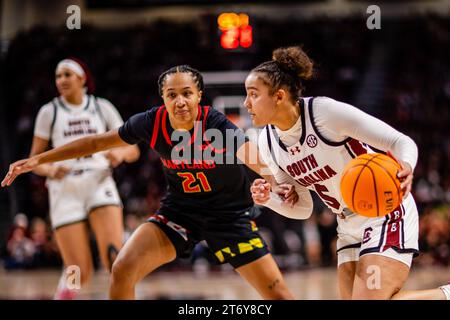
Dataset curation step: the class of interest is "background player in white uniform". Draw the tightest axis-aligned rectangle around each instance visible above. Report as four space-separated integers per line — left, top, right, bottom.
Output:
245 46 450 300
30 58 140 299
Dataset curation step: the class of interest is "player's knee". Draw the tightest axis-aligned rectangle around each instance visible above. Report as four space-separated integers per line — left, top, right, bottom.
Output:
111 258 127 280
111 256 135 284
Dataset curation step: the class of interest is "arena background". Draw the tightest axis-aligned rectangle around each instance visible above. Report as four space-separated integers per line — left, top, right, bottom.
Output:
0 0 449 299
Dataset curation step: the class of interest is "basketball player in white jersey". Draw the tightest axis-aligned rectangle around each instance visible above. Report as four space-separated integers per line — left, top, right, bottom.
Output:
245 46 450 300
30 58 140 299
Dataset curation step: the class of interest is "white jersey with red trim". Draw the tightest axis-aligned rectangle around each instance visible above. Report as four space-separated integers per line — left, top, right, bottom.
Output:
260 96 374 214
34 94 124 171
259 96 420 265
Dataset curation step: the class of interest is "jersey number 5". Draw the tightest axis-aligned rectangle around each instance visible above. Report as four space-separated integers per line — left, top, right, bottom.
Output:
177 172 212 193
313 183 340 210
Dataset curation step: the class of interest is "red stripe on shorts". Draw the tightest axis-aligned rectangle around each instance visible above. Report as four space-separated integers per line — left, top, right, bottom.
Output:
382 205 404 251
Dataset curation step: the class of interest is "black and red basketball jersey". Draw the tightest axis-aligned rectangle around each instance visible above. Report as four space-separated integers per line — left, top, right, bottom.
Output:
118 105 253 216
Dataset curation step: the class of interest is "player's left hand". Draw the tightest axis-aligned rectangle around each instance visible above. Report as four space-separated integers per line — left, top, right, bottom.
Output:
387 151 413 199
397 160 413 198
105 149 125 168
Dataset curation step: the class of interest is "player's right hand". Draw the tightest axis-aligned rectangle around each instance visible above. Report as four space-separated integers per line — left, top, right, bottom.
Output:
274 184 299 207
251 178 271 205
1 158 39 187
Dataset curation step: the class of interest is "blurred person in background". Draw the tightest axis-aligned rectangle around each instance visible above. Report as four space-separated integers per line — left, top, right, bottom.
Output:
13 213 29 230
5 226 35 269
123 213 143 243
22 58 140 299
316 207 338 267
417 205 450 266
29 217 62 268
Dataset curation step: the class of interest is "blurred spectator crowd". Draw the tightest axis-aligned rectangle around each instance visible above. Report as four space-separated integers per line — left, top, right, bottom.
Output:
1 14 449 270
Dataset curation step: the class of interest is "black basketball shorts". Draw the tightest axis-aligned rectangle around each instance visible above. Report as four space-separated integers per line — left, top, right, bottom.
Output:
147 209 269 268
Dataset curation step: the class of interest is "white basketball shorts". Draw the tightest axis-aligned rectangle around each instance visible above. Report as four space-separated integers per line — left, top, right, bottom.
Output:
336 194 419 268
46 169 122 229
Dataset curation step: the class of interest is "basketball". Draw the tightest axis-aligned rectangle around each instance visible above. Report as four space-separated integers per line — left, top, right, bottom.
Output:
340 153 404 218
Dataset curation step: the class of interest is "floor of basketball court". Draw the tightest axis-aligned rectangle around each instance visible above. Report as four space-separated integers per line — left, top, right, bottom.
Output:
0 265 448 299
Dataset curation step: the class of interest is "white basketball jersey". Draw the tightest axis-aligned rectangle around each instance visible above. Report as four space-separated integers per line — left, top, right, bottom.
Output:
263 97 373 214
47 95 114 170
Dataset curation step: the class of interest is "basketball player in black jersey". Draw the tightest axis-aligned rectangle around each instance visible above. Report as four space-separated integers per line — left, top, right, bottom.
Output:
2 65 297 300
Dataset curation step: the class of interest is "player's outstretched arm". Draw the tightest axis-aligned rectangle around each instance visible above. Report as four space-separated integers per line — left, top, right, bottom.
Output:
28 136 71 179
1 129 128 187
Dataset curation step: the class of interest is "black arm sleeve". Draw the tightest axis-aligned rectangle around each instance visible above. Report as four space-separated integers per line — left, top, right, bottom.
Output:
118 109 155 145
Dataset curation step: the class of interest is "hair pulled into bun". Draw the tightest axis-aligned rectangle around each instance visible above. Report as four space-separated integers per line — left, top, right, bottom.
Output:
272 46 313 80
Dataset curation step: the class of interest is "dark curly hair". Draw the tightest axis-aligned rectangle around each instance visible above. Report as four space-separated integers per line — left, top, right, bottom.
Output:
251 46 314 103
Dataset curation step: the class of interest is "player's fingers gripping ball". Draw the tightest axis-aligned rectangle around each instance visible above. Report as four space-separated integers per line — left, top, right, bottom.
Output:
340 153 404 217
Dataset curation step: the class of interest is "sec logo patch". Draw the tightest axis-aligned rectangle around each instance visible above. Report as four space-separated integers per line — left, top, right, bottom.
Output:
306 134 318 148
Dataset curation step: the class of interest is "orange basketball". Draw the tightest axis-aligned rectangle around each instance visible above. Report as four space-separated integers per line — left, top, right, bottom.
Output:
340 153 404 218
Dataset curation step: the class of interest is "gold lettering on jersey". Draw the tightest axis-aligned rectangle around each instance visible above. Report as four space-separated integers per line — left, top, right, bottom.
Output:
286 154 337 187
64 118 98 137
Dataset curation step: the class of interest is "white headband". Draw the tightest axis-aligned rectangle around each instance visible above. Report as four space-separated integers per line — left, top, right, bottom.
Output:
56 59 85 77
